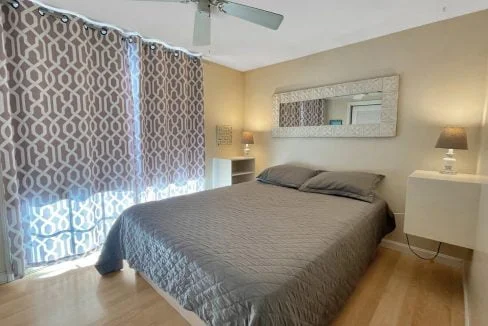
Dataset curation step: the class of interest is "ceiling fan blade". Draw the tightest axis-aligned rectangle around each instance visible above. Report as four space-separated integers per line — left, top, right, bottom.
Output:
220 1 283 30
193 0 211 46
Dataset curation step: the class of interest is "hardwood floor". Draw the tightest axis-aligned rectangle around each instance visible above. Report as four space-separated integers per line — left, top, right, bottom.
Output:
0 248 464 326
332 248 464 326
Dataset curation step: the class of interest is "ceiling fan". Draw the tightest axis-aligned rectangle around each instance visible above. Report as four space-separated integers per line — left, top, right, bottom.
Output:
136 0 284 46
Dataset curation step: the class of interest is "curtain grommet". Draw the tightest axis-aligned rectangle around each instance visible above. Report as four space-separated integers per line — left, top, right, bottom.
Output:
9 0 19 9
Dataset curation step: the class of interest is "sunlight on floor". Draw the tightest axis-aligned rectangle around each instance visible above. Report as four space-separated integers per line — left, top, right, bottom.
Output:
25 252 100 280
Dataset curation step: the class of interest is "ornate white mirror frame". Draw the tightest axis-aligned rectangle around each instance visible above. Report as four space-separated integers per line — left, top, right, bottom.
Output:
272 75 399 138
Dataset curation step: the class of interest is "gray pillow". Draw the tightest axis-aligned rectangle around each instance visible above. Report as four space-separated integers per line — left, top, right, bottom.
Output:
299 171 384 203
257 164 319 189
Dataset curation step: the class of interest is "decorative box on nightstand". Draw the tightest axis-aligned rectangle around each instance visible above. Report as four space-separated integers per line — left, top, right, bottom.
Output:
404 170 486 249
212 157 255 188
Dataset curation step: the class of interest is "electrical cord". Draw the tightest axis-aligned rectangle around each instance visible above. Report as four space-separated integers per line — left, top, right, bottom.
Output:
405 234 442 261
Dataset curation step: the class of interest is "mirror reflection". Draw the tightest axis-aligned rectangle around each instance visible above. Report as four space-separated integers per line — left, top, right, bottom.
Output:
279 92 383 127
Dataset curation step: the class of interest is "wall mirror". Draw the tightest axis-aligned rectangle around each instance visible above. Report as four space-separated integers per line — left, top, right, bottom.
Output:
272 75 399 137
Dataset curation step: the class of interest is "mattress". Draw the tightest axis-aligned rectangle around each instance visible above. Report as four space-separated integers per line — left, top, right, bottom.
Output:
96 181 395 325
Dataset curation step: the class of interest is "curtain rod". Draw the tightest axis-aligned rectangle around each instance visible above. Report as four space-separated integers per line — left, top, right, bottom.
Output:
1 0 202 57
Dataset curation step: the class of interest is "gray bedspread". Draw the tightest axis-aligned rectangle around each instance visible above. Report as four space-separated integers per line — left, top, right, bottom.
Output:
96 181 395 325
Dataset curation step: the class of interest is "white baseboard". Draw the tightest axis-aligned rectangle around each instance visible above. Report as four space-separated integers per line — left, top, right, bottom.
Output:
380 239 464 268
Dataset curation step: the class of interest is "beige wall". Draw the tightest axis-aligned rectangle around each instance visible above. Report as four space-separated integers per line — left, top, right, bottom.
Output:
243 10 488 257
203 61 245 189
467 56 488 326
468 183 488 326
477 58 488 176
326 98 350 123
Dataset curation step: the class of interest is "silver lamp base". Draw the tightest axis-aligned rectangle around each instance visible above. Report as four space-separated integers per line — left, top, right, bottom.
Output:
243 144 250 156
440 149 457 175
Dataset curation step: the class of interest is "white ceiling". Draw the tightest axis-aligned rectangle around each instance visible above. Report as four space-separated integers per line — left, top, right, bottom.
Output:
39 0 488 71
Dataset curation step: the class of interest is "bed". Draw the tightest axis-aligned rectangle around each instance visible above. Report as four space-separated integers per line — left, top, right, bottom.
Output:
96 181 395 325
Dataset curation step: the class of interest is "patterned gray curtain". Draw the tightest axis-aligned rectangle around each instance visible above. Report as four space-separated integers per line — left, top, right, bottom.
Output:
279 100 325 127
301 99 325 126
0 0 205 278
137 40 205 198
279 102 301 127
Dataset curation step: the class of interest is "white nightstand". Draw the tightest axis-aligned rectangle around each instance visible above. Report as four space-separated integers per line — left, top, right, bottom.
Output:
404 170 486 249
212 157 256 188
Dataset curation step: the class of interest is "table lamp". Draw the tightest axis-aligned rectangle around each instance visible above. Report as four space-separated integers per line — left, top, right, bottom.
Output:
435 127 468 174
241 131 254 156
